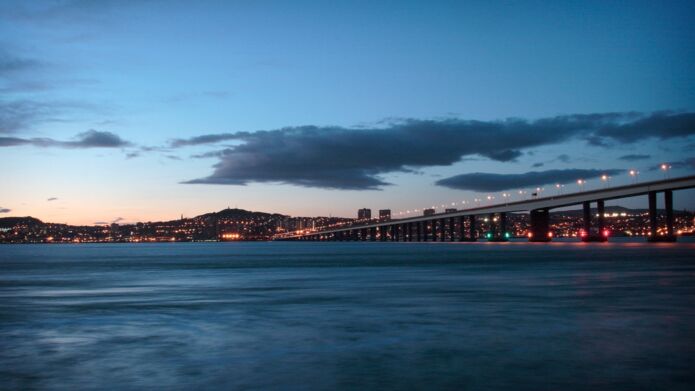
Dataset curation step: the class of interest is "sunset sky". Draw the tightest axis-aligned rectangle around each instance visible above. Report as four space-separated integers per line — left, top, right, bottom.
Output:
2 0 694 225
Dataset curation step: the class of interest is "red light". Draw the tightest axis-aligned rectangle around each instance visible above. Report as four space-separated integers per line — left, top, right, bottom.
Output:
603 229 610 237
547 231 553 238
580 229 587 238
527 232 533 238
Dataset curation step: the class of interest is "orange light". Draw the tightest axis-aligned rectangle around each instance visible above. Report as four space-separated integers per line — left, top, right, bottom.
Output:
527 232 533 238
547 231 553 238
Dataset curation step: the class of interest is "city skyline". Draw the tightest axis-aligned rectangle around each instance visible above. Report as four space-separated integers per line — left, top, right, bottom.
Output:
3 1 695 225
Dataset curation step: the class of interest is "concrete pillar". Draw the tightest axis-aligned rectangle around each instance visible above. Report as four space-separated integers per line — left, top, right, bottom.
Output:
391 225 397 242
529 209 550 242
583 201 592 235
449 217 456 241
417 222 422 242
488 213 496 238
439 219 446 241
361 228 368 241
665 190 674 237
370 227 377 241
458 216 465 241
500 213 507 238
597 200 605 235
648 191 657 238
379 226 386 241
469 215 476 240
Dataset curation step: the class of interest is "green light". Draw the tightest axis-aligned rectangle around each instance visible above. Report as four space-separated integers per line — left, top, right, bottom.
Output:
486 232 492 239
504 232 510 238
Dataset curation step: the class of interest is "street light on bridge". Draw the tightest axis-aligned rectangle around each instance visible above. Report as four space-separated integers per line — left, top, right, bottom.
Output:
601 174 611 188
577 179 585 191
629 169 639 183
660 163 671 179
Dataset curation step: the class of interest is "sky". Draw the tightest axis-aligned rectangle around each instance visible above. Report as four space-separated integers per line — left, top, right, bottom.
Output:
2 0 695 225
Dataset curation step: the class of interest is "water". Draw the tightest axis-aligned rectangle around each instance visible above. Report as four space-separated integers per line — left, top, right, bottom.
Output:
1 241 694 390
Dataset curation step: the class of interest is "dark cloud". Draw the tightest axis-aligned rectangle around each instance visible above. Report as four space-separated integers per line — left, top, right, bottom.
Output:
180 111 695 190
47 197 58 201
0 130 131 148
171 133 237 147
532 162 544 168
619 154 651 161
0 207 10 213
648 157 695 171
556 154 571 163
436 169 623 192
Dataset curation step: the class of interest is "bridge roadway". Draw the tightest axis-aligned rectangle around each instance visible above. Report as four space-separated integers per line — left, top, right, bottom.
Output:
277 175 695 242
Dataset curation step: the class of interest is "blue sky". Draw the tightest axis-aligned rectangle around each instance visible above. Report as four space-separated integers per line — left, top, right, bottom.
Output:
2 0 694 224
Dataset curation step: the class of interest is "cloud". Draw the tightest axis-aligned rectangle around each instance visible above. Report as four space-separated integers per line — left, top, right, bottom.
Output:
180 111 695 190
112 217 124 223
171 133 238 147
648 157 695 171
47 197 58 201
532 162 544 168
436 169 624 192
0 207 10 213
0 130 131 148
619 154 651 161
0 51 41 75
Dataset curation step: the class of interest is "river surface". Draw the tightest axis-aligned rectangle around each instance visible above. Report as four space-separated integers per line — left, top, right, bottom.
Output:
1 241 694 390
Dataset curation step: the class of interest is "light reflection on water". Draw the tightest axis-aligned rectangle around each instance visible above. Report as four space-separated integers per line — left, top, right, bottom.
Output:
1 241 694 390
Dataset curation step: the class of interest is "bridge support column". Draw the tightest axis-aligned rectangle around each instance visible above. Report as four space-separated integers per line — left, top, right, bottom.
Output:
665 190 675 238
439 218 446 241
648 191 657 239
647 190 677 242
361 228 368 241
529 209 551 242
487 213 508 241
582 201 607 242
468 215 477 241
449 217 456 241
458 216 465 241
597 200 605 237
379 226 386 241
370 227 377 241
417 222 422 241
500 213 508 239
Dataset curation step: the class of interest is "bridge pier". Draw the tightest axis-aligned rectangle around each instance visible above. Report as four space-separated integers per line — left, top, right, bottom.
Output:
581 201 607 242
487 213 509 241
466 215 477 241
529 209 551 242
648 190 677 242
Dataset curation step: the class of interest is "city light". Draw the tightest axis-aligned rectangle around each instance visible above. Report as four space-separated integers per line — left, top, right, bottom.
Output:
629 169 639 183
577 179 585 191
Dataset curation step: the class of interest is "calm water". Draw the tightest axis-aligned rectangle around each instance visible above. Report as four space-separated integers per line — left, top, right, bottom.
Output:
1 241 694 390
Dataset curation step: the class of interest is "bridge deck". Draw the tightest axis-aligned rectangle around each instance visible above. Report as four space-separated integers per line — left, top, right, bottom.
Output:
278 175 695 239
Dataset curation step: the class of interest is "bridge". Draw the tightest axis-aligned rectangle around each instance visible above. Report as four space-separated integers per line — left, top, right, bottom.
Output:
276 175 695 243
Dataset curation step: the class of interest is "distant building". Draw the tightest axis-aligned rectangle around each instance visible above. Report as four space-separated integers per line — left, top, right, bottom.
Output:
379 209 391 220
423 208 435 216
358 208 372 220
445 208 457 213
